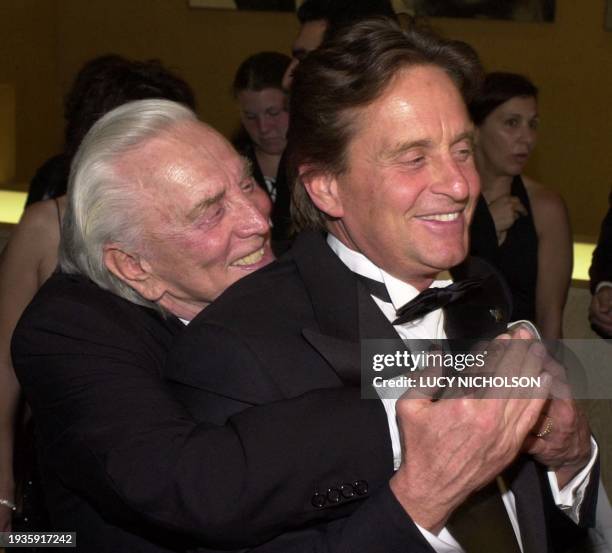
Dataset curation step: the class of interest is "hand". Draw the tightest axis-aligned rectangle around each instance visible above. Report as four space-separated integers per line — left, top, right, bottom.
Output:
523 354 592 488
389 336 551 533
488 195 527 243
589 286 612 336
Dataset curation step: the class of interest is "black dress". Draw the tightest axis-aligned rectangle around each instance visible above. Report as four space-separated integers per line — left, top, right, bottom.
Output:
470 175 539 322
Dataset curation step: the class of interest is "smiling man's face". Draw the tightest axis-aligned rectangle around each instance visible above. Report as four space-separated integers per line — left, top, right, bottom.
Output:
112 120 274 320
325 65 480 289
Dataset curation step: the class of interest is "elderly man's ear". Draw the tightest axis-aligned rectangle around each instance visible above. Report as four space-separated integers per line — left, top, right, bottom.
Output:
103 245 164 303
300 169 344 218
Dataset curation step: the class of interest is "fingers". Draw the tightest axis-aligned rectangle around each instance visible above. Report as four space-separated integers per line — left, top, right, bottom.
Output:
510 196 528 217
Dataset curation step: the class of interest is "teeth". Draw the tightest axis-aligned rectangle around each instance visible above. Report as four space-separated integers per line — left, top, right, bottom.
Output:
421 212 460 222
233 248 264 266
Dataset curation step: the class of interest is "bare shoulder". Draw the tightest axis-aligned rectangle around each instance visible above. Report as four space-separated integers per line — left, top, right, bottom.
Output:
18 198 62 232
522 176 569 226
2 198 63 280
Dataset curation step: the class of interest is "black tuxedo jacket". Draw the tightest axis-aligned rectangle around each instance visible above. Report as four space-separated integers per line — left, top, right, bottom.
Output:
12 272 402 552
590 193 612 293
168 230 597 553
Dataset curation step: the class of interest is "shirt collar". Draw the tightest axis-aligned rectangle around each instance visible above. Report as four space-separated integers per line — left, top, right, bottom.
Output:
326 233 453 312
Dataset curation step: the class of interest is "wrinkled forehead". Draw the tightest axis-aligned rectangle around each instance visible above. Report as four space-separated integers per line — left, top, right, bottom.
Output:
113 120 243 189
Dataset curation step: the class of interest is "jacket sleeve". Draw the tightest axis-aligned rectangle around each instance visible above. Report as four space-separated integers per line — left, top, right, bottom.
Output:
12 285 399 550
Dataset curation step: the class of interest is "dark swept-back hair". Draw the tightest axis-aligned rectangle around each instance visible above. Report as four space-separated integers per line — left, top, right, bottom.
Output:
288 17 483 231
232 51 291 96
64 55 196 159
469 72 538 126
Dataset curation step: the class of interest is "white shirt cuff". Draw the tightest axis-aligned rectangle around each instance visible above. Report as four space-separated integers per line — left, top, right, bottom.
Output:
415 523 464 553
379 397 402 470
547 436 598 524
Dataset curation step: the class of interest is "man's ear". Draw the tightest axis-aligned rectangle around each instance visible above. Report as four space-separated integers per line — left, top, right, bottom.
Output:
300 168 344 218
103 245 164 302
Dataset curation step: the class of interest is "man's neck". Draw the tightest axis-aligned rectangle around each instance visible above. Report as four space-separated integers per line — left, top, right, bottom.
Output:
326 230 438 291
160 296 209 323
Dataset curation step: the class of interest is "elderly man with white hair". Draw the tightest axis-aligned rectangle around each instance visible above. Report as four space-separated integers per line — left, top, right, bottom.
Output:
12 99 445 552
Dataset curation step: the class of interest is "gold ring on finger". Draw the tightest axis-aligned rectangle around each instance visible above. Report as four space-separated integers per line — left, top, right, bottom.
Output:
535 416 553 438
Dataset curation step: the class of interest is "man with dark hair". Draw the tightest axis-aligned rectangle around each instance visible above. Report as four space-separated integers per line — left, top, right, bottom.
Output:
169 19 598 552
589 192 612 337
282 0 397 89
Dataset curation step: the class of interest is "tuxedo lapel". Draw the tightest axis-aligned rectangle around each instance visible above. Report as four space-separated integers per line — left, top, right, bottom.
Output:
301 329 361 385
292 231 361 342
293 232 399 384
505 457 550 553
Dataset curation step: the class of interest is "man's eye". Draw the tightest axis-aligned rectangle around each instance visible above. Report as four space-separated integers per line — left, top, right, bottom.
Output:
199 206 223 226
454 146 473 161
505 118 519 128
241 179 255 192
244 113 256 121
529 119 539 130
405 156 425 167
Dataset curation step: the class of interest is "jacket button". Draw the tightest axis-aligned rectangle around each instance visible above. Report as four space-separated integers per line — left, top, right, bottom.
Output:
311 492 327 508
353 480 368 496
340 483 355 499
327 488 341 504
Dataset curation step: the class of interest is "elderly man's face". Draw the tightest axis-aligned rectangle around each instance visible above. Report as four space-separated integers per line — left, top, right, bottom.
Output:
114 121 274 320
327 66 479 289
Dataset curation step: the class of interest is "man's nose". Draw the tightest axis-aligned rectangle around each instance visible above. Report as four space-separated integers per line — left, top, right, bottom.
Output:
234 196 270 237
433 160 472 201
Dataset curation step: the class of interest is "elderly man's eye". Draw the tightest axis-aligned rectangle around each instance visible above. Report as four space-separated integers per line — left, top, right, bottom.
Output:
240 179 255 193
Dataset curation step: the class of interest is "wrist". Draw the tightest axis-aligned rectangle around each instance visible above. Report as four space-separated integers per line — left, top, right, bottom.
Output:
553 456 590 489
389 472 450 533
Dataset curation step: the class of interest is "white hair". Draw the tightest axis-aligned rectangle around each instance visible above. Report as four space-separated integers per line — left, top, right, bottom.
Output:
59 98 197 308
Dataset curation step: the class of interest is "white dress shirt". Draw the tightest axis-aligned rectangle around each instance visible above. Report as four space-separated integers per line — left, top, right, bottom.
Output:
328 234 597 553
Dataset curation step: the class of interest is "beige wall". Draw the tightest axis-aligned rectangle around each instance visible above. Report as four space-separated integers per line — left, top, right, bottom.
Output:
0 0 61 185
56 0 297 148
2 0 610 237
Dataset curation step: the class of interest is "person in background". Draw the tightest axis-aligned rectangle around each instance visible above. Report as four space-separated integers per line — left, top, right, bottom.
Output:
232 52 291 240
0 55 196 534
282 0 398 90
589 191 612 337
469 72 572 339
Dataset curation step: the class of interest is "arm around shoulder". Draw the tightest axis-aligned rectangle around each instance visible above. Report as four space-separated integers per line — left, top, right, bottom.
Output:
13 285 394 548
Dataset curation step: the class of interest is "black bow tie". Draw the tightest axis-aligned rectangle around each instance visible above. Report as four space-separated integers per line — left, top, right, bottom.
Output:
356 274 482 325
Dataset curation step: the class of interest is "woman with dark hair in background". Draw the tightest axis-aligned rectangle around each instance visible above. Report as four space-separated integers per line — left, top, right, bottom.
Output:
0 55 198 534
233 51 291 240
469 72 572 339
